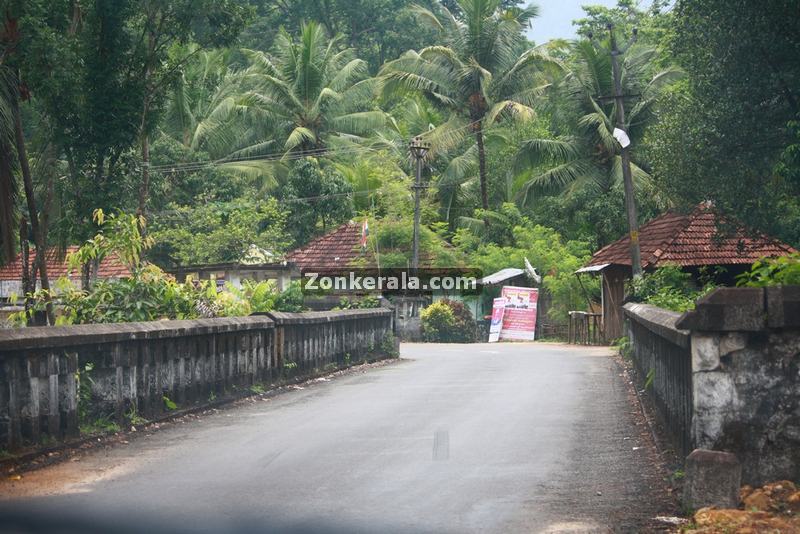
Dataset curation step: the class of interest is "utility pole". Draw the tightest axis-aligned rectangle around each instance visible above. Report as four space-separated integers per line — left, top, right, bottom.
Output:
409 136 430 272
607 24 643 278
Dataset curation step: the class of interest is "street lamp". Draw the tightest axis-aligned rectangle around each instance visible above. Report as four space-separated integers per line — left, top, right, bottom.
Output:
409 136 430 272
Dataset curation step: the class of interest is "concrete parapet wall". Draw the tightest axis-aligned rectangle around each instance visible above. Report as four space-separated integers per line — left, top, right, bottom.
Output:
0 308 394 451
625 286 800 485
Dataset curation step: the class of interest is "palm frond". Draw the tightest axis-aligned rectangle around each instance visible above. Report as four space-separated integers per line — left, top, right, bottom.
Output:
284 126 317 151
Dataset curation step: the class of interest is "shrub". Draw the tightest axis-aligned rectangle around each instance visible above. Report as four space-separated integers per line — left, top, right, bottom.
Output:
460 224 598 323
379 332 400 357
336 295 380 309
421 299 476 343
737 253 800 287
629 265 716 313
273 281 306 312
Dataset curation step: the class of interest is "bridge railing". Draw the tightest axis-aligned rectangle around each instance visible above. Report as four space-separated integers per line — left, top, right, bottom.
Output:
0 308 394 451
623 303 693 457
624 287 800 486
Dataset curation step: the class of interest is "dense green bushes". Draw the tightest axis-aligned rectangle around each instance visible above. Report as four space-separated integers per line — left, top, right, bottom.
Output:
9 210 306 326
737 253 800 287
629 265 716 313
420 299 477 343
10 273 307 327
455 211 599 323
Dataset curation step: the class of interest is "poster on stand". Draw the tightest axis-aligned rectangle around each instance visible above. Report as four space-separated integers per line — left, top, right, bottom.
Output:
499 286 538 341
487 298 506 342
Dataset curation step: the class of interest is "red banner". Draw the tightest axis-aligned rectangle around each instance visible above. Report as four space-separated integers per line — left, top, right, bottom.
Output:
499 286 538 341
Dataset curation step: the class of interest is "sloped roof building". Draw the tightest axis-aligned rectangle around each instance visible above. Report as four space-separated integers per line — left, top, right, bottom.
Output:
0 246 130 300
285 221 441 271
580 204 796 340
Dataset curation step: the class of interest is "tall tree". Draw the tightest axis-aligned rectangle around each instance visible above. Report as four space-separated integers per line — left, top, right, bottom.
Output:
133 0 250 217
646 0 800 246
239 0 440 71
235 22 386 159
0 34 16 264
515 41 679 200
380 0 555 210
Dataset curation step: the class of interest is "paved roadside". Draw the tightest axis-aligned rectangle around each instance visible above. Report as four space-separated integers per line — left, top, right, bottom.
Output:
0 342 676 533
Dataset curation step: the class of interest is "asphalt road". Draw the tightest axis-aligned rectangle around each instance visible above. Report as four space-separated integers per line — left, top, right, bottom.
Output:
0 343 674 533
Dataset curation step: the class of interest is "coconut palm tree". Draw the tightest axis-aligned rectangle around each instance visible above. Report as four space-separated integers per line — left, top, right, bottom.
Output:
380 0 558 210
514 40 681 204
236 21 386 159
159 48 281 182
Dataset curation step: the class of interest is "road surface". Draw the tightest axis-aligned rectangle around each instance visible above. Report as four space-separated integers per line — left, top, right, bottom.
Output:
0 343 674 533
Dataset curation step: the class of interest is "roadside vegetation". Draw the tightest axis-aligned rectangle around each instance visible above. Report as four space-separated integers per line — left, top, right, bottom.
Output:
0 0 797 329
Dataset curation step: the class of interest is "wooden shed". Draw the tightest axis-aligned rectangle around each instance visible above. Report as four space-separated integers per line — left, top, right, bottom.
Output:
577 204 796 340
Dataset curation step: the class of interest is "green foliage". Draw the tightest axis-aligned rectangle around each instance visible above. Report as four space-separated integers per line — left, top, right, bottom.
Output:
149 198 291 266
421 299 477 343
458 222 597 323
379 332 400 357
629 265 716 313
240 280 279 313
336 296 381 310
125 406 148 427
238 0 439 71
283 361 298 379
77 362 96 424
249 383 266 395
236 22 386 160
67 209 153 273
612 336 632 360
282 158 354 245
644 368 655 390
371 216 466 268
8 0 798 346
163 396 178 411
737 254 800 287
9 206 306 326
273 282 306 313
514 40 679 247
646 0 800 247
79 417 121 437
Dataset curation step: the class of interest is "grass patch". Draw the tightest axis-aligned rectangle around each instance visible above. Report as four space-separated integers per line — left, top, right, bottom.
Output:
80 417 121 436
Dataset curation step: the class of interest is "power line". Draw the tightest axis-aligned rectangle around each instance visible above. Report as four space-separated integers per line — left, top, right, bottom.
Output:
149 145 381 173
148 116 487 174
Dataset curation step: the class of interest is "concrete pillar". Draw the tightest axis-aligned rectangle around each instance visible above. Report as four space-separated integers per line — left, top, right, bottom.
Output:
64 352 79 438
27 357 41 443
113 344 125 424
141 344 152 418
683 449 741 510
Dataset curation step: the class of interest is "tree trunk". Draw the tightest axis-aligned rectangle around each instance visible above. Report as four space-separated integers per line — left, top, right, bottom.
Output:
137 25 157 227
0 136 16 263
138 127 150 219
12 89 54 325
474 120 489 211
19 216 31 319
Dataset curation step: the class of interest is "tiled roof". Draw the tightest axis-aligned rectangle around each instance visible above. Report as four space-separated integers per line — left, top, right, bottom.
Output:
285 221 440 270
0 246 131 281
286 222 373 270
587 205 797 269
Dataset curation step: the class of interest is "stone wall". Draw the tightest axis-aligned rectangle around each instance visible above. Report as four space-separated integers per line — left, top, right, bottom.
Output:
0 308 394 451
624 286 800 485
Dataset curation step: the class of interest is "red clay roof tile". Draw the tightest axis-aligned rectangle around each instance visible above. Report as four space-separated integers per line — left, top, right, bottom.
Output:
587 205 796 269
285 221 438 270
0 246 131 281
